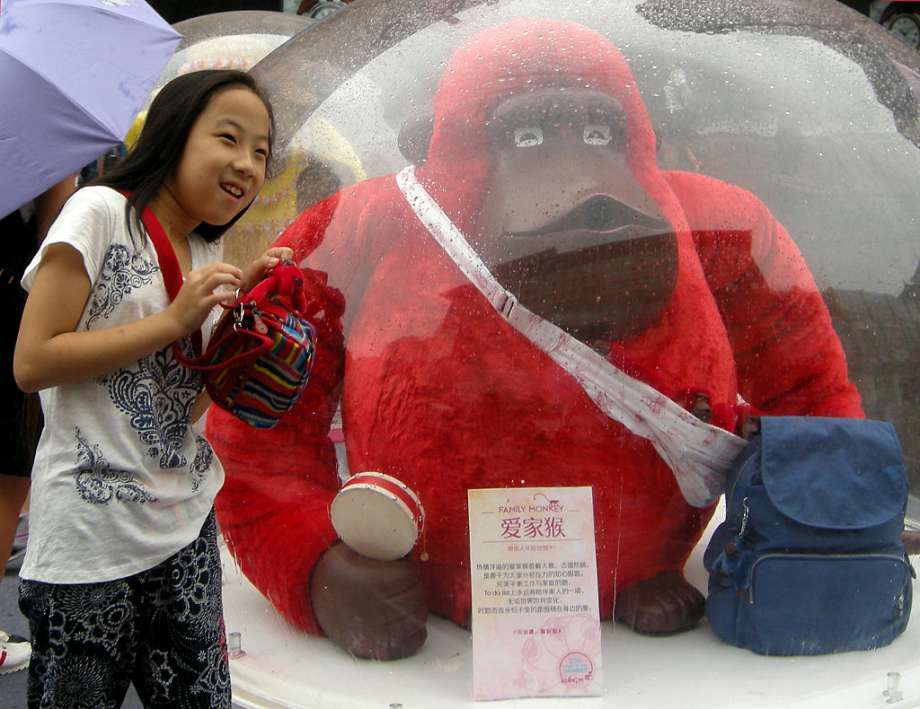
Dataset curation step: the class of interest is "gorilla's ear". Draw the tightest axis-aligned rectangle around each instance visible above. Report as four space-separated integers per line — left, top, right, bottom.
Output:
398 112 434 165
295 153 356 213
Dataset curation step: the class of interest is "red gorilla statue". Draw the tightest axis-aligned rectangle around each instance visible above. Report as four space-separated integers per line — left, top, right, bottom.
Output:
208 18 863 659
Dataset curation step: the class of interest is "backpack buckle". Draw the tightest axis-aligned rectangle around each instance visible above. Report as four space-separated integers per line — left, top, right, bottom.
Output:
738 497 750 538
491 291 517 319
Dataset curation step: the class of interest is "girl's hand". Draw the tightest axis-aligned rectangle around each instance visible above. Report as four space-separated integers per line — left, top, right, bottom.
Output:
242 246 294 292
167 261 243 336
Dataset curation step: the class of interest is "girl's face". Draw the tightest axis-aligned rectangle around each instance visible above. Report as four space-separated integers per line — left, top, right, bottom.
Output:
167 86 271 229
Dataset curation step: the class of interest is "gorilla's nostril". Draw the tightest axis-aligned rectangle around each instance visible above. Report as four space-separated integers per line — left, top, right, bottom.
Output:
584 197 614 230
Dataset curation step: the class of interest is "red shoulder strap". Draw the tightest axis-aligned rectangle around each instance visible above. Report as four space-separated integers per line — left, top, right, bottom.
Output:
139 206 202 357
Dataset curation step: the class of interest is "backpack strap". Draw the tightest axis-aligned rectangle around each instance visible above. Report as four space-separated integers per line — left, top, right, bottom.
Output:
139 206 202 357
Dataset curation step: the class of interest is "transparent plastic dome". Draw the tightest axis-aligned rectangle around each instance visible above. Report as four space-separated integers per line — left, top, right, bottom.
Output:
157 10 312 81
206 1 920 706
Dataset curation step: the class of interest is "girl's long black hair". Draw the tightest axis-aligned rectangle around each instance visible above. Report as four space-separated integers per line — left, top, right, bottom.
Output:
92 69 275 243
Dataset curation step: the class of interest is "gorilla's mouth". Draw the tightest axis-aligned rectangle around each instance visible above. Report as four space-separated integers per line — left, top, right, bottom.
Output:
509 194 670 244
491 195 678 350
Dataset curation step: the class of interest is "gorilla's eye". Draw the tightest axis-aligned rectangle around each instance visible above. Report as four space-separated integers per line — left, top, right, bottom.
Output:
514 125 544 148
584 124 612 146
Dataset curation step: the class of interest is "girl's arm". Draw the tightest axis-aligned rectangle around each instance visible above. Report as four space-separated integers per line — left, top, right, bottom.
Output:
14 243 243 393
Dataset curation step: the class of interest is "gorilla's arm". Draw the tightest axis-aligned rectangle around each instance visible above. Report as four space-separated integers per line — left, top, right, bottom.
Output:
664 171 863 419
208 194 348 634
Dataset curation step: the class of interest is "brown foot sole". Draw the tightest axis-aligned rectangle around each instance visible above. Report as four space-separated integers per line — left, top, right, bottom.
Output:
903 530 920 556
613 571 705 636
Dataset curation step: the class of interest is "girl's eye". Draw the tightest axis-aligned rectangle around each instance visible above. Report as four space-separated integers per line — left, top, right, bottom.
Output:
513 125 543 148
255 149 268 160
219 133 237 144
584 124 612 146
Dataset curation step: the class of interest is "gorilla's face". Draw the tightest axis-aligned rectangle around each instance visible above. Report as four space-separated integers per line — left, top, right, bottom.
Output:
473 88 677 352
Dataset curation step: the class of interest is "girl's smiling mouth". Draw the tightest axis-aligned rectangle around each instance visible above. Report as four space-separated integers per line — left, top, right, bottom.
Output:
220 182 245 199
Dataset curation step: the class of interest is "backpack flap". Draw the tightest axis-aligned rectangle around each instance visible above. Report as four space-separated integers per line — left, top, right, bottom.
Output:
760 417 907 535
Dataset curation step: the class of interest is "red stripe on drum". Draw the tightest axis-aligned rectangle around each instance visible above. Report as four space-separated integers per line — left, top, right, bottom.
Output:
343 472 424 529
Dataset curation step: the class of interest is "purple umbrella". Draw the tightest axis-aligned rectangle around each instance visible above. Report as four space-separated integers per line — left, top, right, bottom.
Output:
0 0 181 218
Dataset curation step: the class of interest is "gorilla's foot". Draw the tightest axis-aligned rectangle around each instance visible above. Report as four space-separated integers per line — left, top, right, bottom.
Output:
613 571 705 635
311 542 428 661
903 530 920 555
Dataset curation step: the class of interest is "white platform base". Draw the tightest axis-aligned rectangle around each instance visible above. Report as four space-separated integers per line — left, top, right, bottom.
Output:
222 505 920 709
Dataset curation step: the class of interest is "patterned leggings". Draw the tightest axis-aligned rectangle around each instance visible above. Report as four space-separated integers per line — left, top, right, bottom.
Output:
18 512 230 709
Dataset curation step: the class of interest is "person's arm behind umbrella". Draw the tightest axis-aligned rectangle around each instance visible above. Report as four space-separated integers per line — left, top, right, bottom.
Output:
32 174 77 243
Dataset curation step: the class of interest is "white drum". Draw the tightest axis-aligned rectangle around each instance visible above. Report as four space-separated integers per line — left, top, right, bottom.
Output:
329 471 425 561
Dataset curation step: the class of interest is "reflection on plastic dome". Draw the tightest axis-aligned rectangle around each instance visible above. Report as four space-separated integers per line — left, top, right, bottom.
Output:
207 0 920 678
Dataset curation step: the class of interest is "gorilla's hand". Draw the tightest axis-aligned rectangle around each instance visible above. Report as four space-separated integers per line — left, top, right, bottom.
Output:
310 541 428 660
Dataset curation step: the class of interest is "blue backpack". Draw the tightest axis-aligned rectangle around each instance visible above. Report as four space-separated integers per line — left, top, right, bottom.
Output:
704 416 914 656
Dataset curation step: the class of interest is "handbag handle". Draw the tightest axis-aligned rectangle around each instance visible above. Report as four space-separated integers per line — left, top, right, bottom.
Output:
171 311 274 372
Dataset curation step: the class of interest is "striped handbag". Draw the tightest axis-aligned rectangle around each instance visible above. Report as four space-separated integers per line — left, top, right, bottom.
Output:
183 264 316 428
142 206 315 429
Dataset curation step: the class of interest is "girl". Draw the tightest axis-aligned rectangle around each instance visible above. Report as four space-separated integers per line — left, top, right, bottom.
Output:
13 69 287 708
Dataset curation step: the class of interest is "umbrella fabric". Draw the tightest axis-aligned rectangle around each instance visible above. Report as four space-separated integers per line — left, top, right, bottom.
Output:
0 0 180 218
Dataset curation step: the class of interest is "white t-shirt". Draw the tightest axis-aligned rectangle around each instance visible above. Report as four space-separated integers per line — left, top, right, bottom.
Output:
20 186 226 584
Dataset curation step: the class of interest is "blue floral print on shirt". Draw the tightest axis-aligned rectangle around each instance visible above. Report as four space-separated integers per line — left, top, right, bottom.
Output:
190 436 213 492
99 344 202 469
74 428 157 505
85 243 158 329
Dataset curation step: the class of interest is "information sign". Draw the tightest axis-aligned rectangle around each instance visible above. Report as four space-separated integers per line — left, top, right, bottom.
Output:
468 486 603 700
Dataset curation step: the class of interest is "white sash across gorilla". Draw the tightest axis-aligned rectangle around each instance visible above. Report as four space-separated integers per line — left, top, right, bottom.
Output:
395 164 746 508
